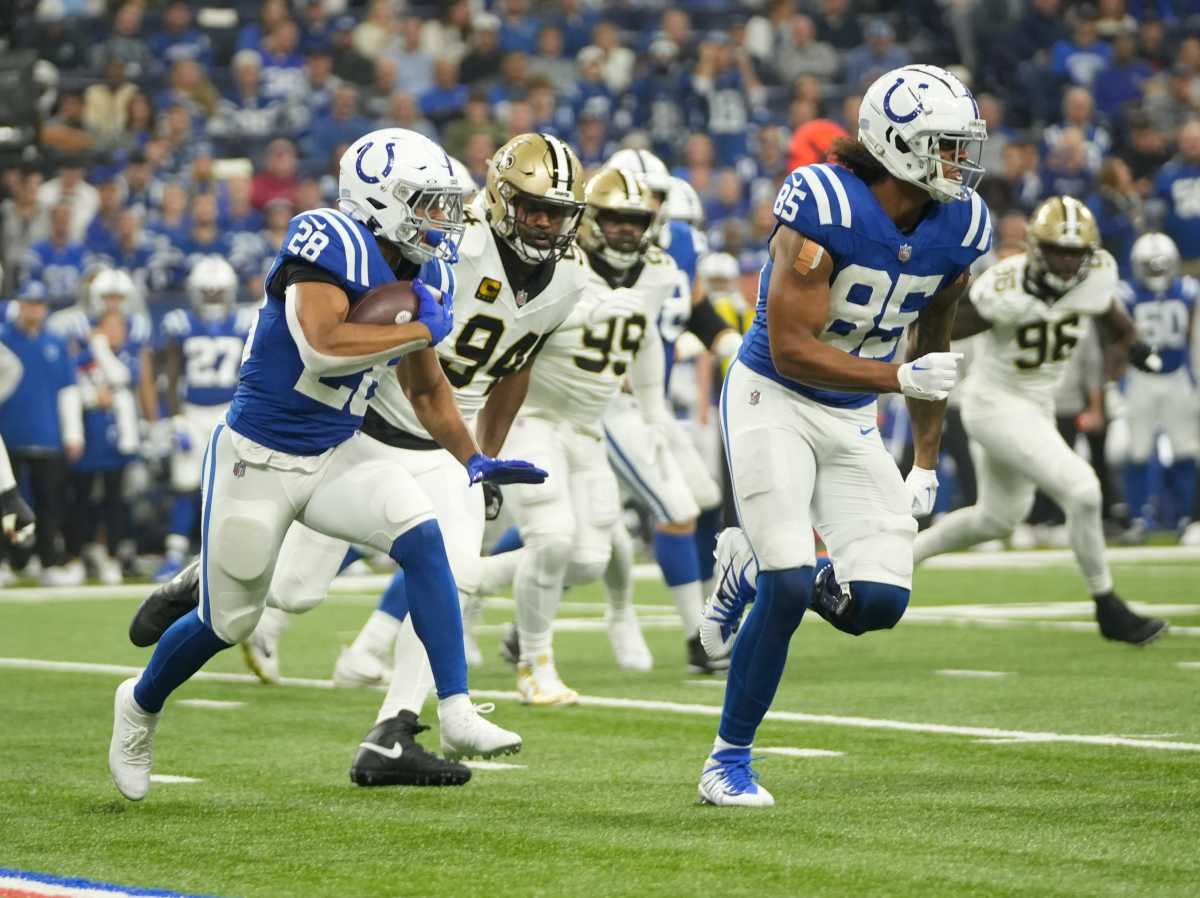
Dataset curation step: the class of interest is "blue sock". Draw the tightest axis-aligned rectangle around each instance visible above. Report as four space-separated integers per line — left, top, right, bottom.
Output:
695 509 720 583
378 569 409 621
654 530 701 587
389 520 467 699
490 526 524 555
1167 459 1197 526
1123 462 1151 523
168 493 198 541
717 566 813 746
133 610 231 713
337 547 363 574
845 581 910 633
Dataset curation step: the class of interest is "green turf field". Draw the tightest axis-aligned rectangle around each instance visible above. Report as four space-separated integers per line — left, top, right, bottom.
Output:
2 554 1198 898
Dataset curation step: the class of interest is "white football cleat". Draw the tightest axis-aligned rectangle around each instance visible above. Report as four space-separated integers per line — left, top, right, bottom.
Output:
606 613 653 671
439 699 522 761
699 528 758 661
698 748 774 807
332 644 392 688
109 677 160 801
242 629 281 686
516 653 579 706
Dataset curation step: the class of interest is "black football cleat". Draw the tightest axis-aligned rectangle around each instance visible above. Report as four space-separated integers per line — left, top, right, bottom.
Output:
687 634 728 675
350 712 471 787
499 623 520 666
129 558 200 647
1095 594 1168 646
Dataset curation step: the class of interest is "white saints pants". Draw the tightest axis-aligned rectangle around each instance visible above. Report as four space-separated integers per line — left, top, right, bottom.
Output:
720 360 915 586
265 442 484 615
196 425 434 644
1123 367 1200 463
603 392 721 525
914 387 1112 595
172 403 231 492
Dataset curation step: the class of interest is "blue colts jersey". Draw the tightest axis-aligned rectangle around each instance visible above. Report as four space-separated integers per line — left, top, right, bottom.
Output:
739 163 992 408
226 207 454 456
1119 276 1198 375
161 307 257 406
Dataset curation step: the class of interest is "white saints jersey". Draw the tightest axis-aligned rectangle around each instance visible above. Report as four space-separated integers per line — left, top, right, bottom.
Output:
522 246 678 436
963 249 1117 405
371 201 589 437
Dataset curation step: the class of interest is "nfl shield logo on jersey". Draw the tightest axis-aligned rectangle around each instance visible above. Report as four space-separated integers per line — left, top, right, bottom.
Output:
898 243 913 262
749 390 760 406
232 460 246 478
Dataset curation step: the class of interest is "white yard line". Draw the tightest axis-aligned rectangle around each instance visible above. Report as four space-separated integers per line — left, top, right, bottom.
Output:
935 669 1011 678
757 747 844 758
1178 661 1200 669
176 699 245 710
149 774 202 784
464 761 527 770
4 655 1199 754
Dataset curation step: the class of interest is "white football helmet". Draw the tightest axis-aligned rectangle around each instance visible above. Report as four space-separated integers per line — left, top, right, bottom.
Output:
604 148 673 197
1131 232 1180 294
858 64 987 203
187 256 238 321
698 252 739 292
339 128 465 265
88 268 138 318
447 155 478 199
666 177 704 225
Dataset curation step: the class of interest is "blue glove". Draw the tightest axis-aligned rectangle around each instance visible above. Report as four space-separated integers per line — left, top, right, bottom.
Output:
466 452 549 486
413 277 453 346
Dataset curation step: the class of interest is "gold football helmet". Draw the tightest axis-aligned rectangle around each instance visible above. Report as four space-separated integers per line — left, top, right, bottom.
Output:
484 132 585 263
577 168 656 271
1026 195 1100 295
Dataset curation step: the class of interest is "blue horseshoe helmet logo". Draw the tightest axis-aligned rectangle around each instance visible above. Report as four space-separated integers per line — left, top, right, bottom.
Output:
883 77 923 124
355 141 396 184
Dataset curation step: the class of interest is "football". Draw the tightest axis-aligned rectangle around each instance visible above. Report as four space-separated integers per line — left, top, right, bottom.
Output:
346 281 421 325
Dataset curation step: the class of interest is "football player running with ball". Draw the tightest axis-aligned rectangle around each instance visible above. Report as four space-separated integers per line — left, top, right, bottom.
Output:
697 65 991 807
913 198 1167 645
110 128 536 800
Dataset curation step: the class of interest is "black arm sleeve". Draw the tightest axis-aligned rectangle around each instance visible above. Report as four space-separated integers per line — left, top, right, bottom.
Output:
266 259 343 298
687 297 732 349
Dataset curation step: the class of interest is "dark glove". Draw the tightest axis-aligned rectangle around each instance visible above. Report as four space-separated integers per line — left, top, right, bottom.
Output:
1129 341 1163 373
482 481 504 520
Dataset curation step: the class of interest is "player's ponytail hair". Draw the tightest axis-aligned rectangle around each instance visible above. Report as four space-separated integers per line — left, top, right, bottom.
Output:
829 136 889 185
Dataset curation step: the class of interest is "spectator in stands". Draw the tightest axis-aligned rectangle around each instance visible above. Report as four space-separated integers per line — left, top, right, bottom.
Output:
352 0 396 60
121 93 155 150
237 0 289 53
843 20 910 93
776 14 838 86
299 0 338 55
530 26 576 87
420 1 470 61
378 91 435 140
1120 112 1173 187
676 132 717 199
977 94 1013 176
330 15 373 85
1092 28 1153 123
488 53 536 115
284 47 338 139
259 20 307 101
593 21 634 93
1050 10 1112 88
1 167 45 295
427 58 475 130
556 0 601 57
104 209 168 292
362 57 398 121
1144 66 1200 136
146 183 188 245
461 131 496 187
92 2 156 82
499 0 539 54
0 283 84 586
1040 127 1097 198
304 84 370 167
149 1 213 68
459 14 503 86
156 105 207 177
1043 87 1111 166
38 160 97 244
745 0 795 62
1154 120 1200 276
158 60 220 123
815 0 863 50
528 77 566 136
385 17 434 98
83 175 125 255
443 91 506 161
980 141 1043 216
251 139 299 211
622 37 688 161
743 126 790 207
210 50 283 155
1137 16 1170 71
83 57 137 150
40 91 94 157
219 175 263 235
705 170 748 231
120 150 163 219
562 46 615 135
690 35 764 167
786 116 845 171
660 9 696 62
1086 157 1143 277
574 106 615 168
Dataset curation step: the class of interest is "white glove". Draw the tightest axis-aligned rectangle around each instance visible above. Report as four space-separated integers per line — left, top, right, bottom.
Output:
905 466 939 517
897 352 963 401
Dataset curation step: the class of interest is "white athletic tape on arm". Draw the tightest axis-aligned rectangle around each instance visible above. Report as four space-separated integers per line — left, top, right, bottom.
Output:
87 334 132 387
0 434 15 492
284 285 427 377
58 384 84 448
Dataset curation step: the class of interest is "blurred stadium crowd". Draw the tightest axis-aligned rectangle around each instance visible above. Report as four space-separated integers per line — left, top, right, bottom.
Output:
2 0 1200 585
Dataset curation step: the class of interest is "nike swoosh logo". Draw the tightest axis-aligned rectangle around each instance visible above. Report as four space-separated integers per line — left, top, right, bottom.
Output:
359 741 403 759
859 426 876 436
911 365 927 371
